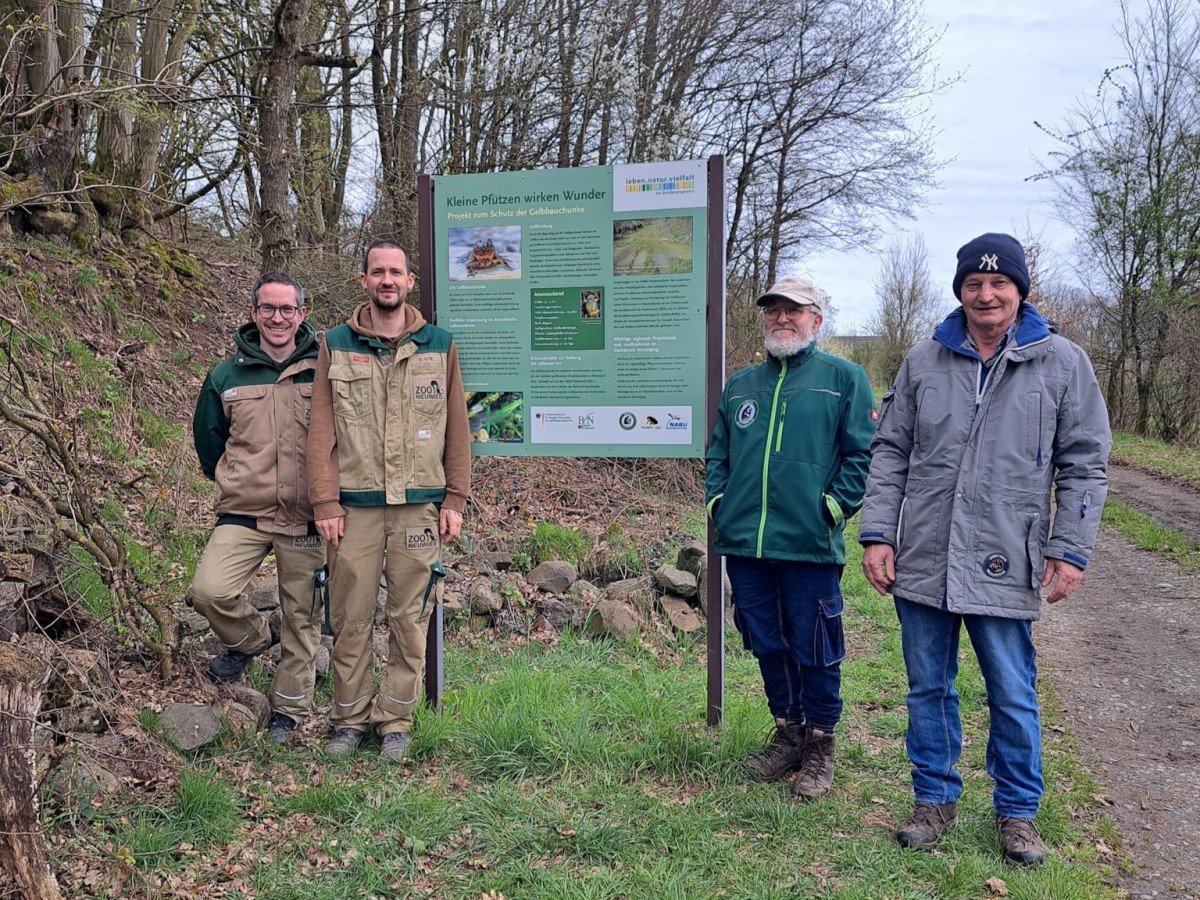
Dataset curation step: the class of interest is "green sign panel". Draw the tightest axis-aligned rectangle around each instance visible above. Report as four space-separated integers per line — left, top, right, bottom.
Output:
432 161 709 457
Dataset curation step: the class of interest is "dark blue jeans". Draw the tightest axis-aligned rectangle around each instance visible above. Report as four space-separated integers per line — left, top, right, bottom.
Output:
895 596 1043 818
725 556 846 731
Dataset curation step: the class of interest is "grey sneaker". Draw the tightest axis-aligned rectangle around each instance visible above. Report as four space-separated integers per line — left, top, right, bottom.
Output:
790 727 836 801
746 722 808 782
998 816 1049 867
323 727 367 758
380 731 412 763
265 712 298 745
896 801 958 850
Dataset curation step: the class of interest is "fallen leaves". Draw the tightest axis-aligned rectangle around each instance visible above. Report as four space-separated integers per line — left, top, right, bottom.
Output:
986 875 1008 895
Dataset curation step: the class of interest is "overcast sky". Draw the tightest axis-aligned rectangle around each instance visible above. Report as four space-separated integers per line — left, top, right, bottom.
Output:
801 0 1131 333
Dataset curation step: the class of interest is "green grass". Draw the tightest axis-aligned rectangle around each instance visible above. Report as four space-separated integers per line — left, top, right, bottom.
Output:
1110 431 1200 486
63 526 1120 899
1102 498 1200 566
527 520 591 567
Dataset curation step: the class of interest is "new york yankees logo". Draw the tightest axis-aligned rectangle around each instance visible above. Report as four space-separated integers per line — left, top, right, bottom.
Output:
980 253 999 271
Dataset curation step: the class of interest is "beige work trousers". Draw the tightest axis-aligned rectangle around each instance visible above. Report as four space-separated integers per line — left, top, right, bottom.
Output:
189 524 326 721
328 504 440 736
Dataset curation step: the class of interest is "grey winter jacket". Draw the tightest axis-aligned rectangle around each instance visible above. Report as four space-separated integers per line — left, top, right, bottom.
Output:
858 303 1111 620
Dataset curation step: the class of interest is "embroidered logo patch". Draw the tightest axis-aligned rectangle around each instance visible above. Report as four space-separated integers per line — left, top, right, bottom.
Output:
982 553 1009 579
414 378 445 401
409 354 442 373
870 408 879 421
351 353 371 364
293 535 324 550
406 527 439 551
417 427 432 440
980 253 999 271
222 388 238 399
735 399 758 428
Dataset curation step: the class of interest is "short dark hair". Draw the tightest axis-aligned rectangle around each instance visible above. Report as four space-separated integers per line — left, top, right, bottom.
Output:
362 239 408 273
252 271 306 308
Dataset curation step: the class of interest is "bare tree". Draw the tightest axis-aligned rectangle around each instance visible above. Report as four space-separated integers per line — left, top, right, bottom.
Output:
865 234 946 387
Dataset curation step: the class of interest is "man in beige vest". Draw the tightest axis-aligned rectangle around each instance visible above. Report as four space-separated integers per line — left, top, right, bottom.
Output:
308 240 471 762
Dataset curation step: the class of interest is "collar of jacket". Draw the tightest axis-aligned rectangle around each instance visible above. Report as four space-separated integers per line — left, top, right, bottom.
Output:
932 302 1051 361
763 341 817 371
233 319 319 368
346 300 431 351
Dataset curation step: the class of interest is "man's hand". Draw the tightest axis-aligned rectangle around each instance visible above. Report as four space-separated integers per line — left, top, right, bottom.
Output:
440 508 463 542
861 543 896 597
1042 558 1084 604
315 515 345 549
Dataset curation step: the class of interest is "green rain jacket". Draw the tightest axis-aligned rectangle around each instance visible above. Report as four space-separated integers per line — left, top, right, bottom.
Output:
705 344 876 563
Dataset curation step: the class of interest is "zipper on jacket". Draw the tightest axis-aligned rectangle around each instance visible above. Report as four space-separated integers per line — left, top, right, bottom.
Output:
774 398 788 452
756 358 788 556
1036 392 1044 466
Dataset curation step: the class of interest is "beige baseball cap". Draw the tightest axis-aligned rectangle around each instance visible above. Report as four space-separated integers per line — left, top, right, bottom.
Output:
755 275 823 314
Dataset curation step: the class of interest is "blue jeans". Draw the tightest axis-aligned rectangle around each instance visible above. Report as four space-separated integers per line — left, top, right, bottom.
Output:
725 556 845 731
895 596 1043 819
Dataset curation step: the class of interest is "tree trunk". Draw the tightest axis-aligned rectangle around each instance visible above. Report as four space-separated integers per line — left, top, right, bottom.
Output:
0 642 60 900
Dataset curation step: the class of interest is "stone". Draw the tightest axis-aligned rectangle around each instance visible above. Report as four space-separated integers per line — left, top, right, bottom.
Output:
372 632 390 661
244 576 280 611
29 208 77 235
527 561 578 593
225 702 258 734
696 565 732 617
479 551 514 571
538 597 584 631
675 537 707 576
178 608 211 636
583 599 640 641
653 564 698 598
47 753 121 804
566 579 603 604
314 643 331 678
659 595 704 636
605 577 656 621
156 703 222 751
225 685 269 726
470 581 503 615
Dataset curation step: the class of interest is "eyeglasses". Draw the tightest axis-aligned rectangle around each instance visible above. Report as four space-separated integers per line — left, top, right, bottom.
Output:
255 304 301 319
763 305 815 320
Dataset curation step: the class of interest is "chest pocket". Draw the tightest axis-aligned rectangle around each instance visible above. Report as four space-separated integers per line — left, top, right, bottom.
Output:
328 363 373 422
408 353 447 418
295 383 313 427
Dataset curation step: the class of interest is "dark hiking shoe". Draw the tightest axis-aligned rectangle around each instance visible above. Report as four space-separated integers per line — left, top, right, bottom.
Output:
208 630 278 683
265 713 298 745
380 731 412 763
791 727 836 801
323 727 367 758
998 816 1049 867
746 722 808 782
896 801 958 850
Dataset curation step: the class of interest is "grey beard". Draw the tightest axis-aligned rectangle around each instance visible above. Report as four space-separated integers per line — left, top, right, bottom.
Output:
763 330 815 358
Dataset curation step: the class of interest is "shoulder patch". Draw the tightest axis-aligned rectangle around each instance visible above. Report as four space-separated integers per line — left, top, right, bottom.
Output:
735 399 758 428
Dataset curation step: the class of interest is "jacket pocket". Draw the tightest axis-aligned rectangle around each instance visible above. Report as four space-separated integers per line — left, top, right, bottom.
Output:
327 363 373 422
816 593 845 666
1026 514 1045 589
295 383 313 427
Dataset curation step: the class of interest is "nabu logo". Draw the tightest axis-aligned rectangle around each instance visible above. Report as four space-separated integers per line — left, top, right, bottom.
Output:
414 379 444 401
735 399 758 428
406 527 438 550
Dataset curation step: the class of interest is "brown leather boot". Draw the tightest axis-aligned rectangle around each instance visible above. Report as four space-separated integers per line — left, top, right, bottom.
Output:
997 816 1049 867
745 721 808 782
896 801 958 850
790 727 835 801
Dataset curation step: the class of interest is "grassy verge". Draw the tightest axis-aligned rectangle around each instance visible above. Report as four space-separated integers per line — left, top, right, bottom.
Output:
1110 431 1200 487
53 527 1119 899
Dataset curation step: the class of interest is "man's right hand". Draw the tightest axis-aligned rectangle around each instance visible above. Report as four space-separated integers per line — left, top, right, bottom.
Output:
315 515 345 549
861 543 896 597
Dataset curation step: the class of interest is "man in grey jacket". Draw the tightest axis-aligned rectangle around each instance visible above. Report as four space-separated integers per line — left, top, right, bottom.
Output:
858 233 1111 867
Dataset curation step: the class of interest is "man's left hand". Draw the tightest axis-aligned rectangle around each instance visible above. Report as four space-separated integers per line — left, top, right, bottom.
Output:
440 508 463 542
1042 558 1084 604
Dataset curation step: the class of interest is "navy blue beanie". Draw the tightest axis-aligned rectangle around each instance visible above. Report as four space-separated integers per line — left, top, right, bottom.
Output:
952 233 1030 300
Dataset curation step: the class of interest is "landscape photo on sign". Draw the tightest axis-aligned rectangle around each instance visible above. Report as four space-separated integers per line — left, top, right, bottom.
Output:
612 217 693 276
448 225 522 280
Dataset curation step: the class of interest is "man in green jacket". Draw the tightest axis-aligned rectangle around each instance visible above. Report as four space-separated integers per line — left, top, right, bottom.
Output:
190 272 326 745
705 276 876 800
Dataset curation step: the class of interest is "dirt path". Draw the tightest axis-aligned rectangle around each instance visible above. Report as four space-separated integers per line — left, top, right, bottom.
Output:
1037 461 1200 898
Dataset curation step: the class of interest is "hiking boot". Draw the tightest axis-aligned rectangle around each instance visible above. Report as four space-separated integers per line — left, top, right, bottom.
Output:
265 712 298 745
208 628 278 683
791 727 836 801
380 731 412 763
745 721 808 782
323 727 367 758
896 801 958 851
998 816 1049 867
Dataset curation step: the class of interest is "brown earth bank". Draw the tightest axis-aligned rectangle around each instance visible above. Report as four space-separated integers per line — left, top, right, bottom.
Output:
1037 461 1200 899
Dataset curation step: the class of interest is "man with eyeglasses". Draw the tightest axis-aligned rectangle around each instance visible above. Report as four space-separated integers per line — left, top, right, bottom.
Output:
705 276 876 801
190 271 326 746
